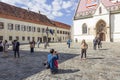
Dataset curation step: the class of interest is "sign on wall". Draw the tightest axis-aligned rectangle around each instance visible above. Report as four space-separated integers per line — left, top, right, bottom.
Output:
86 0 99 7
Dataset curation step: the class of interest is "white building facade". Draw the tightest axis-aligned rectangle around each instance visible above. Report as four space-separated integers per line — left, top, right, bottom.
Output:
73 0 120 42
0 2 70 44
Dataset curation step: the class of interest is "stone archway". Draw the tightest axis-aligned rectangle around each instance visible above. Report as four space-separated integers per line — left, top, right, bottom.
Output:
96 19 106 41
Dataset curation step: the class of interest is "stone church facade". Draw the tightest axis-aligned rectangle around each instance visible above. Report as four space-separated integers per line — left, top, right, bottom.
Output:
73 0 120 42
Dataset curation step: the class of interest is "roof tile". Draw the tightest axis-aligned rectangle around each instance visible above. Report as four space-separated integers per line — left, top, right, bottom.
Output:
0 2 70 29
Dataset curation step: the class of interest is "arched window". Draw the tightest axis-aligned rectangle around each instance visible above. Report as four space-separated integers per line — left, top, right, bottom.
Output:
99 7 102 14
82 23 87 34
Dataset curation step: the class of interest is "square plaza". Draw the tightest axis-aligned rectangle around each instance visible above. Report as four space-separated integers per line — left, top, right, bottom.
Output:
0 0 120 80
0 42 120 80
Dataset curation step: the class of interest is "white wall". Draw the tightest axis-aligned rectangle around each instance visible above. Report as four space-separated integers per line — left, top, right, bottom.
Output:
111 13 120 42
73 2 111 42
73 13 109 42
0 18 70 43
73 17 95 42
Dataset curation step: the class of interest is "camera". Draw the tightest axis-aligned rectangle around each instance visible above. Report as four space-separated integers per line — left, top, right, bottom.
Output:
43 62 47 66
43 61 50 69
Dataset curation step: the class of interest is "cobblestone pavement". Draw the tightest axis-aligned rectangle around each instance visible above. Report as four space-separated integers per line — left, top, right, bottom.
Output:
0 42 120 80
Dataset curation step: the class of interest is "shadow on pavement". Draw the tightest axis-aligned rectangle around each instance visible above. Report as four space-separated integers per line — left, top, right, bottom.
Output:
98 49 108 50
87 57 104 59
0 50 79 80
58 69 80 74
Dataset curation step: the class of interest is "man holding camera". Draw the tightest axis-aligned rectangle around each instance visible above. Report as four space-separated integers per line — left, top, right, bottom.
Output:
47 49 59 74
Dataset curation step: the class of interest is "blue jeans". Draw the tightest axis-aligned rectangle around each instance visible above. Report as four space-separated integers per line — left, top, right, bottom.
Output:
68 43 70 48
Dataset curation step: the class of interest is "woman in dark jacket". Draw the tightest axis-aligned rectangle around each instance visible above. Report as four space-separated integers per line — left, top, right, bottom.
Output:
0 40 3 52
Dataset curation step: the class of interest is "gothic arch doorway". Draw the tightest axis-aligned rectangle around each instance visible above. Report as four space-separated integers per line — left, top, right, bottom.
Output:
96 19 106 41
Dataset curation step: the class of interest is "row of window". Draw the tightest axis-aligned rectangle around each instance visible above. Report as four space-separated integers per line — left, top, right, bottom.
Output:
8 23 37 32
0 36 39 41
0 22 70 35
7 36 33 41
0 36 68 42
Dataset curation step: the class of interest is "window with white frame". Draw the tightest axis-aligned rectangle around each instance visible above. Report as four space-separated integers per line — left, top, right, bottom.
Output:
15 24 20 31
8 23 13 30
0 22 4 29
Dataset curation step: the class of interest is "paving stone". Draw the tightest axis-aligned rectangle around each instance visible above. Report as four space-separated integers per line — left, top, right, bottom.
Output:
0 42 120 80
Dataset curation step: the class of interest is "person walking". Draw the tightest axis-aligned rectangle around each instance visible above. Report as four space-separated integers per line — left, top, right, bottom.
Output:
14 40 20 58
37 39 40 48
47 49 59 74
3 40 9 57
80 39 88 60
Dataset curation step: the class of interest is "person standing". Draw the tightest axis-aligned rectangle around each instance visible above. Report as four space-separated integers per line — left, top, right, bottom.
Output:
14 40 20 58
30 39 35 53
93 37 98 50
98 38 102 49
3 40 9 57
0 40 3 52
67 39 72 48
47 49 59 74
80 39 88 60
12 40 16 51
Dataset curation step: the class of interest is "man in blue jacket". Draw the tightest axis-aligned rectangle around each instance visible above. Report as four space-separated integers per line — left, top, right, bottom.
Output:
47 49 59 74
67 39 72 48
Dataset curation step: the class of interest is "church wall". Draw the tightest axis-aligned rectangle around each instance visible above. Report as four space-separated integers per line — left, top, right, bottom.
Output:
111 14 120 42
73 18 95 42
93 14 110 42
94 3 108 16
73 0 120 42
73 14 110 42
93 15 109 27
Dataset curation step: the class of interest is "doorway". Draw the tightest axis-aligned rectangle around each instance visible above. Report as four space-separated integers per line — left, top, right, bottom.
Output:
96 19 106 41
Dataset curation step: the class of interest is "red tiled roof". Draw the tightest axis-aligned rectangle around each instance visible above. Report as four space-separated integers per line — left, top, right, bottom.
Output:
75 0 120 18
102 0 120 7
0 2 70 30
77 0 120 13
76 0 98 13
0 2 54 26
52 21 71 30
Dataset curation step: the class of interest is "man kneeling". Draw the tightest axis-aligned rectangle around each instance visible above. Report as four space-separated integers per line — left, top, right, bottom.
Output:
47 49 59 74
